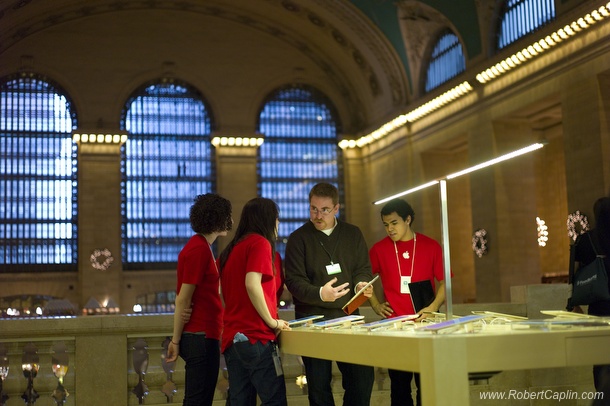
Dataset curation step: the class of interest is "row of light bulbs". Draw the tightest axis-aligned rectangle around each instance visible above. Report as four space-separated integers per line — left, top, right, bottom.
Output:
72 133 265 148
211 136 264 147
340 2 610 149
73 133 128 144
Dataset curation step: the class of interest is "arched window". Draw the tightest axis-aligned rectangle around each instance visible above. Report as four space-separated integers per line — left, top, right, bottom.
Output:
425 30 465 93
0 73 78 272
257 85 343 256
121 80 214 270
497 0 555 49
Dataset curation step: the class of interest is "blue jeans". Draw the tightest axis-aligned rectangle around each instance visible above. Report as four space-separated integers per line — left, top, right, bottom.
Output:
224 340 287 406
179 334 220 406
388 369 420 406
302 356 374 406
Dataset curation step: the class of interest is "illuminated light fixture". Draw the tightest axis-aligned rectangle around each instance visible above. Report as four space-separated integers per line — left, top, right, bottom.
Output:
446 142 545 179
476 3 610 84
374 181 440 205
72 133 128 144
536 217 549 247
339 82 473 150
373 142 545 205
211 136 264 147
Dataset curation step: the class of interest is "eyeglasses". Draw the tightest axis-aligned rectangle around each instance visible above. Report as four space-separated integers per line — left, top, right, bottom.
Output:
310 207 334 215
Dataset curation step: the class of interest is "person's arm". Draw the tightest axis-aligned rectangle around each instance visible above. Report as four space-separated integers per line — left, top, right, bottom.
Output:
166 283 195 362
367 244 393 317
368 290 394 318
350 227 374 289
245 272 290 331
285 231 332 305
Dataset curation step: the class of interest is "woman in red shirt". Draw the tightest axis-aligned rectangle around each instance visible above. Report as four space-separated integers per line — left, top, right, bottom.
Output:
219 197 291 406
166 193 232 406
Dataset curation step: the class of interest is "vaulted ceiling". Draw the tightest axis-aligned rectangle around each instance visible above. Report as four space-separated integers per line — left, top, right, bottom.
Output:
0 0 491 133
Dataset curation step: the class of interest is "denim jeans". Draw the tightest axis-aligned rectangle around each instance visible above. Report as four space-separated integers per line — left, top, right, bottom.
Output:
302 356 374 406
224 340 287 406
388 369 420 406
179 333 220 406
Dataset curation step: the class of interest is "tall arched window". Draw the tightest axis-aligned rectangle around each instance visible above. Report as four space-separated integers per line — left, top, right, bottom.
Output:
0 73 78 272
425 30 465 93
121 80 214 270
497 0 555 49
257 85 343 256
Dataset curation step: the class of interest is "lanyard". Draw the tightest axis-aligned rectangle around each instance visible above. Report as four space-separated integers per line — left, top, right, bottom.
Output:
393 233 416 277
318 230 341 264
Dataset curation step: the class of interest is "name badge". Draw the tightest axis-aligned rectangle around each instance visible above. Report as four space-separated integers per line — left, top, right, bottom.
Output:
326 263 342 275
400 276 411 294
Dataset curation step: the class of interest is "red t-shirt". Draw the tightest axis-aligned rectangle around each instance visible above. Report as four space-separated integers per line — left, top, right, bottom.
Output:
221 234 278 352
369 233 445 316
176 234 223 340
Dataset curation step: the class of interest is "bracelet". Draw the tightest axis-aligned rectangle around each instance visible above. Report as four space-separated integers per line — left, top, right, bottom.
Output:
275 319 279 329
171 340 179 345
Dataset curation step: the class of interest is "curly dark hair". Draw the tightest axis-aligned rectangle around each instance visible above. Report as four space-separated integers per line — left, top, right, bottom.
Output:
189 193 232 234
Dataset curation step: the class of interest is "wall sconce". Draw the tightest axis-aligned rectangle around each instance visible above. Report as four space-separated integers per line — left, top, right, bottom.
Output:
72 133 128 144
211 136 264 147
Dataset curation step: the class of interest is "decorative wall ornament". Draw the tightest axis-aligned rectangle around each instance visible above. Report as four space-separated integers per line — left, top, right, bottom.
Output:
566 210 589 242
536 217 549 247
90 248 114 271
472 229 488 258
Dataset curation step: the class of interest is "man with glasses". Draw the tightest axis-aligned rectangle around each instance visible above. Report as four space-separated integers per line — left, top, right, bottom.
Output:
285 182 375 406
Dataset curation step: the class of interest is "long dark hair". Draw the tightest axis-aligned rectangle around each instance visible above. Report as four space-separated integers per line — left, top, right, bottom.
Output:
218 197 278 272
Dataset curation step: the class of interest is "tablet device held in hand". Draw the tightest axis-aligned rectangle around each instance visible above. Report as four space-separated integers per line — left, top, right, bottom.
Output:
408 280 435 313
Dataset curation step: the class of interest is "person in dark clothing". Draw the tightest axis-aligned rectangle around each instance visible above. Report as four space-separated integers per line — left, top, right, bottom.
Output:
284 182 375 406
572 196 610 403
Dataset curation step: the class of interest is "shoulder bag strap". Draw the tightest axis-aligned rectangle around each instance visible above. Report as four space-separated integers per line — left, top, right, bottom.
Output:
587 232 601 257
566 241 577 311
568 242 576 284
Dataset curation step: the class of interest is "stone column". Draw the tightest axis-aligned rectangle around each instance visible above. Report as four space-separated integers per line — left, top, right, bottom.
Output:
76 135 124 312
468 119 503 303
213 140 260 252
562 75 609 214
